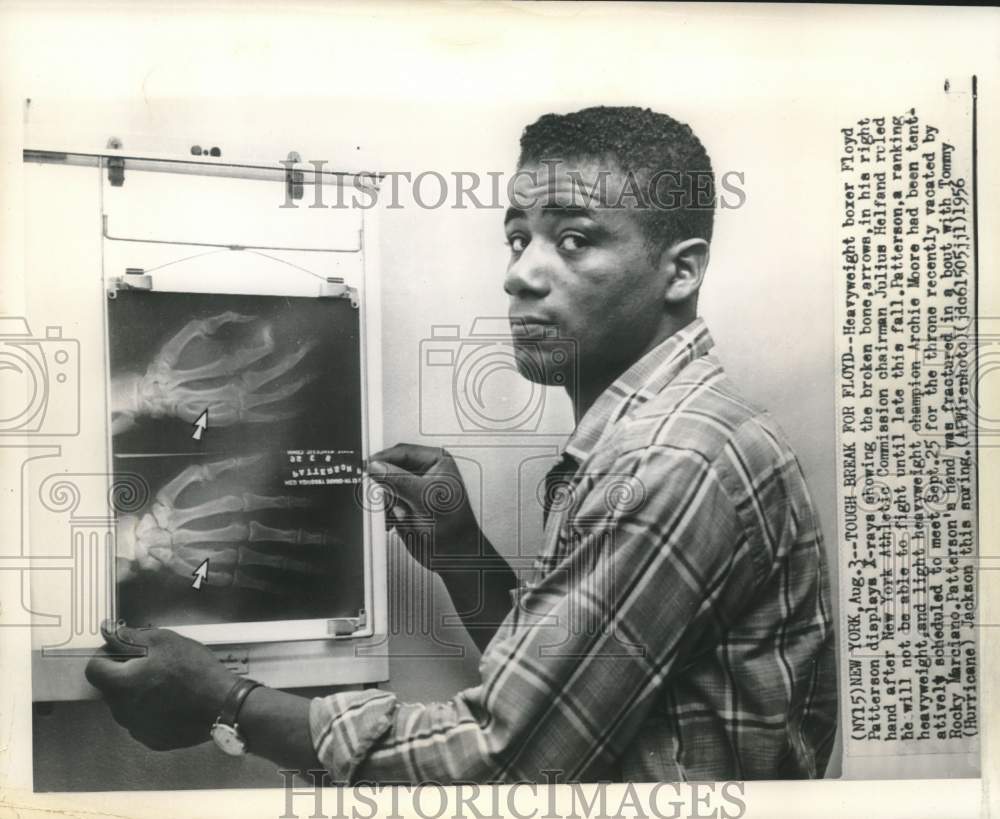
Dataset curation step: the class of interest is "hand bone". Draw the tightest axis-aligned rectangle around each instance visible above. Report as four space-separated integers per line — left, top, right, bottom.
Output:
116 455 343 593
117 311 315 428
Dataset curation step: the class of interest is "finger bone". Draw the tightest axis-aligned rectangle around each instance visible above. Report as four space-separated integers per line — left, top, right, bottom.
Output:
161 492 311 529
239 553 312 575
148 543 237 581
243 374 313 410
170 521 249 546
152 312 257 372
241 406 303 424
170 326 276 384
154 455 265 508
240 342 315 393
248 521 343 547
231 570 285 594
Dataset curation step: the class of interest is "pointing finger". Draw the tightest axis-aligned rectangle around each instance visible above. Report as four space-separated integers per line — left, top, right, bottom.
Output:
369 444 447 476
367 461 427 510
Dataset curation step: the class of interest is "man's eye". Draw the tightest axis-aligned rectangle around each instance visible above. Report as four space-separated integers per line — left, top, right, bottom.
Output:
557 232 589 252
507 235 528 253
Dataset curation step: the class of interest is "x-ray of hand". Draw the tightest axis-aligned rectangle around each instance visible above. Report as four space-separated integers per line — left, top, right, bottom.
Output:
116 455 343 593
110 311 315 435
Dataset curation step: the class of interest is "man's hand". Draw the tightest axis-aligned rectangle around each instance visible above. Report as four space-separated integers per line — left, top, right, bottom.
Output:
367 444 483 570
85 621 238 751
368 444 517 652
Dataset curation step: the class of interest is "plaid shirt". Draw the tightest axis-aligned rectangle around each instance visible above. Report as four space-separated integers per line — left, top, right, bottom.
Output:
311 318 837 783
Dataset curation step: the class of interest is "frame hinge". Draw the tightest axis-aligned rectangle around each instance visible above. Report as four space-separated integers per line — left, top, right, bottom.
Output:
319 276 359 307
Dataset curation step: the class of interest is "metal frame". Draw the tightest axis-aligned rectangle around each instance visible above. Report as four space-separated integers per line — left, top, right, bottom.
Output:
28 145 387 649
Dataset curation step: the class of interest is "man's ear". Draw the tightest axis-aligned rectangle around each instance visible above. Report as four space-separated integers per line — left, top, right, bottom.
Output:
661 238 710 304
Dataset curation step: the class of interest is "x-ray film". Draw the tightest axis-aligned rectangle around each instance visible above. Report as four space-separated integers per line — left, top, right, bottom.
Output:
105 289 368 638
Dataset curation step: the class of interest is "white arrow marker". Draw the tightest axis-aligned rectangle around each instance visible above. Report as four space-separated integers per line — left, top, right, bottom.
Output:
192 409 209 441
192 559 209 590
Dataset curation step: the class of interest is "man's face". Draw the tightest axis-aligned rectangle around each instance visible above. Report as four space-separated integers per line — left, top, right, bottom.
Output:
504 159 669 389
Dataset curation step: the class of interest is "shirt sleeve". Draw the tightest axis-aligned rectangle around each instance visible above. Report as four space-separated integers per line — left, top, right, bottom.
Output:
310 444 764 783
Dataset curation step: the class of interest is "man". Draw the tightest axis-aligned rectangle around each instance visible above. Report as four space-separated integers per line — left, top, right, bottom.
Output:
86 106 837 782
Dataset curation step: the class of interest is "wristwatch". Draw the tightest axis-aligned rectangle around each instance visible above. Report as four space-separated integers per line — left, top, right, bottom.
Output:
210 677 263 756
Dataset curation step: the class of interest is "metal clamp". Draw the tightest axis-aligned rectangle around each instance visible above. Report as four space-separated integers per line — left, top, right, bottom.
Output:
319 277 359 308
286 150 304 201
107 268 153 298
327 609 367 638
106 137 124 187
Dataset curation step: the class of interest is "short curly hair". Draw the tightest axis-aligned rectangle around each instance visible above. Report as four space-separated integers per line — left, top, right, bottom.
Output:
518 106 714 251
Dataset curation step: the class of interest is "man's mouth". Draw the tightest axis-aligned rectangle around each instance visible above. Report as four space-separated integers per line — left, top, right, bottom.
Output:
509 317 560 339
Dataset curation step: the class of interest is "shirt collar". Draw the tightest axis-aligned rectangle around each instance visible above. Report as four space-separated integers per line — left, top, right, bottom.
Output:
562 317 715 463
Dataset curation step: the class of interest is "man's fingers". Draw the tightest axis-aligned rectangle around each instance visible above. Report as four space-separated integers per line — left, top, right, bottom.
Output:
366 460 418 483
369 443 447 476
85 649 147 692
366 460 427 506
368 462 429 523
85 652 117 689
99 619 151 658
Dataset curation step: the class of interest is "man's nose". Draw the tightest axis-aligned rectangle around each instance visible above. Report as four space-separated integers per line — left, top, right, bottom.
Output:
503 243 552 298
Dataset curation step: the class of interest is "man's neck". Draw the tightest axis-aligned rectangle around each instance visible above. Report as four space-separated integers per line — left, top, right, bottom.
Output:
568 314 696 424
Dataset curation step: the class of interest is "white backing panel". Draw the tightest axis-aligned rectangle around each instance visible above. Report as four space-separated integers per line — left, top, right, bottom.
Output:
23 153 388 697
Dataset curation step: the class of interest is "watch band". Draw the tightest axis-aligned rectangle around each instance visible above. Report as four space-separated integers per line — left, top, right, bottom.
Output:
218 677 263 727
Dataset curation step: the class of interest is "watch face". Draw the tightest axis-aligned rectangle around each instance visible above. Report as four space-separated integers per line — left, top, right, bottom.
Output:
211 722 247 756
